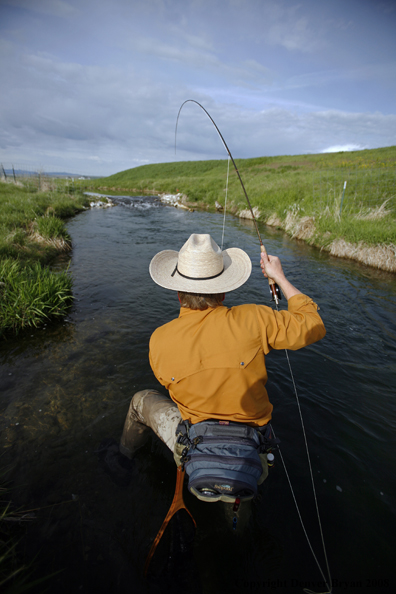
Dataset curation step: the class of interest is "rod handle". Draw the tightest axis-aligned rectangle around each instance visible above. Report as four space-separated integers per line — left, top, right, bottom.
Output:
260 245 276 287
260 245 280 304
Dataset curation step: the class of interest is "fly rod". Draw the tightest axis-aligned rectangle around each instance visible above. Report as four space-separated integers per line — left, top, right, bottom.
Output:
175 99 281 304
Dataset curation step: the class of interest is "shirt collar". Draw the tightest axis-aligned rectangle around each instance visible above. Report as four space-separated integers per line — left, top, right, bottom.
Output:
179 305 225 318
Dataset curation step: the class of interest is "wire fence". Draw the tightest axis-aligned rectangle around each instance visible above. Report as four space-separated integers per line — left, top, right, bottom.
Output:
0 163 91 194
312 166 396 216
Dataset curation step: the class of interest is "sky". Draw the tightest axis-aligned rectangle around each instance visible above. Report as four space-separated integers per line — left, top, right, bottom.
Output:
0 0 395 176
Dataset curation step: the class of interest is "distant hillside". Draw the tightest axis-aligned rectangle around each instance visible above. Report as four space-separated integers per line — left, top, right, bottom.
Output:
82 146 396 271
1 167 98 179
90 145 396 193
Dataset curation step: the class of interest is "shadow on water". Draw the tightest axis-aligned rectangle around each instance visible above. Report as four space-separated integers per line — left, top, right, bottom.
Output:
1 196 396 593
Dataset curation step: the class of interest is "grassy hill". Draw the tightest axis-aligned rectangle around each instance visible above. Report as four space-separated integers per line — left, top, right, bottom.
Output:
84 146 396 271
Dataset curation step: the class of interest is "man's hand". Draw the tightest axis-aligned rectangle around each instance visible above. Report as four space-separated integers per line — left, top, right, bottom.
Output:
260 252 285 284
260 251 302 301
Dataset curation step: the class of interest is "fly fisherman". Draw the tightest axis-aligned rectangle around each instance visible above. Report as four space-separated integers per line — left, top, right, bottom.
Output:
103 233 326 505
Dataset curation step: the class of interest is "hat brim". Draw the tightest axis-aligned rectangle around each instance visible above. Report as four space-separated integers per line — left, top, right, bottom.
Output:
149 248 252 293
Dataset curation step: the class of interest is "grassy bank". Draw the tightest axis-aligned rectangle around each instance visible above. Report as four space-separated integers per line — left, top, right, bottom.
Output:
86 145 396 272
0 182 89 337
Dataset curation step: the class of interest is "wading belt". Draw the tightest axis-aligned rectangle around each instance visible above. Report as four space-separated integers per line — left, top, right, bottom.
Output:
144 465 196 576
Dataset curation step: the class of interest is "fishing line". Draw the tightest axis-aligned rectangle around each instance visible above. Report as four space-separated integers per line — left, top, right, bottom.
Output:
221 156 231 251
274 439 332 594
273 342 333 594
271 290 333 592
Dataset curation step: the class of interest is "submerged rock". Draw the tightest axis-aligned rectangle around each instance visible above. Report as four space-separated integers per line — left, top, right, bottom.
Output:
158 193 193 211
89 200 114 209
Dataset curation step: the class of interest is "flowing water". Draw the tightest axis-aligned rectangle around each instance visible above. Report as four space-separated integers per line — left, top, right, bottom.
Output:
1 197 395 594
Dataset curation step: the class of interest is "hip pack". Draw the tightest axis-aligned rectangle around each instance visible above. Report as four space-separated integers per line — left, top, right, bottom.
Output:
175 420 279 503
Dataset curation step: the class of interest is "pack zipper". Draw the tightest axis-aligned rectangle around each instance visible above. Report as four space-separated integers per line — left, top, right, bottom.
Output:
185 453 263 472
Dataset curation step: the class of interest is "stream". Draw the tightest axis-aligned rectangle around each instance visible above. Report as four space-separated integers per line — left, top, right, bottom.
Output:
1 196 395 594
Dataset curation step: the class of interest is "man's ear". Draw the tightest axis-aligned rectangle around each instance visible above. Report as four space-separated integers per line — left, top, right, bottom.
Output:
221 293 225 301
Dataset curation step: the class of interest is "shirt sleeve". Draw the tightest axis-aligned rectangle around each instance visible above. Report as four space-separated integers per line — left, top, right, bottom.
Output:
149 347 156 376
149 336 163 385
255 294 326 353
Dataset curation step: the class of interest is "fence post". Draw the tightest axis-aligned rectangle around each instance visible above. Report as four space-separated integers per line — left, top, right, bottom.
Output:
339 181 347 216
312 171 314 207
334 169 336 205
1 163 7 181
320 170 322 208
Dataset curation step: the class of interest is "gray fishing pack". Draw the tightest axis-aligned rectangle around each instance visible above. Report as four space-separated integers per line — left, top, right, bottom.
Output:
175 420 279 503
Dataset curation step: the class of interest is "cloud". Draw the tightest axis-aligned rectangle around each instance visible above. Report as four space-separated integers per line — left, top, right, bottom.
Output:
126 35 273 87
321 144 367 153
0 1 395 175
1 45 395 175
2 0 78 18
263 1 325 53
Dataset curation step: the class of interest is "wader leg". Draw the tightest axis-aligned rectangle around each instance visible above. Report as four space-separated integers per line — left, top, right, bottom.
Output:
257 453 269 484
221 453 268 532
120 389 182 459
221 500 253 532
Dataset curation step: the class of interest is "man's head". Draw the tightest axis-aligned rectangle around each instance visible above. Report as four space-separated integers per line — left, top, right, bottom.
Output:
149 233 252 294
177 291 225 310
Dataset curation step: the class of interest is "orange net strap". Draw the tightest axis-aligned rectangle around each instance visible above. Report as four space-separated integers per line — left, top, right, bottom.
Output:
144 465 196 576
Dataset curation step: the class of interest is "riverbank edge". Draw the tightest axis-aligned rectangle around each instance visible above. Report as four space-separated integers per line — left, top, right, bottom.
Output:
258 209 396 273
214 202 395 273
95 188 396 273
0 187 111 337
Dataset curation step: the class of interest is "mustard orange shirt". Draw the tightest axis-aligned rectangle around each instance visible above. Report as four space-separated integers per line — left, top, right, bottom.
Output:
149 294 326 426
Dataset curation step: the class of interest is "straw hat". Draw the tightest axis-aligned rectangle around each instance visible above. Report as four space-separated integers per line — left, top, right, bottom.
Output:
149 234 252 293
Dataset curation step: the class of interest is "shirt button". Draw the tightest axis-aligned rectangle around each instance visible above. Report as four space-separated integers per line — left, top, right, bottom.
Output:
171 377 175 381
240 362 244 366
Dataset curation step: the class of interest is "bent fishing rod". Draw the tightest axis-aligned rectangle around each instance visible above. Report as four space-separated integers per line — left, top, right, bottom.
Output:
175 99 281 305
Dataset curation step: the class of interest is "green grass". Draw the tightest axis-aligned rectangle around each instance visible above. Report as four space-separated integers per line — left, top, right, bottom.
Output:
316 210 396 245
0 183 87 263
84 145 396 248
36 216 71 241
0 259 73 336
0 182 90 337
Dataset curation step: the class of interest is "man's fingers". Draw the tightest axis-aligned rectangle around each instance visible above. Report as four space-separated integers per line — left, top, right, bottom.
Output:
261 252 282 283
260 252 269 269
260 252 270 277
